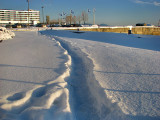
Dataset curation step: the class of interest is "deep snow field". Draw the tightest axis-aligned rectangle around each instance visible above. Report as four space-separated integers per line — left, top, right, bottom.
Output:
0 29 160 120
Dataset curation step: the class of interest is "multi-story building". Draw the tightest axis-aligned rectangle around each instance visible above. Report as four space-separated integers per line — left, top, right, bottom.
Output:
0 9 40 26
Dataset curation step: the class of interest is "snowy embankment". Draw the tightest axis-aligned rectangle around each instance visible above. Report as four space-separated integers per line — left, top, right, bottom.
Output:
0 31 73 120
41 30 160 120
0 27 15 40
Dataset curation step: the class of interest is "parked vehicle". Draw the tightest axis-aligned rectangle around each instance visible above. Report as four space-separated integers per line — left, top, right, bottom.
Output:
62 24 82 27
50 24 61 27
36 23 46 27
6 25 12 28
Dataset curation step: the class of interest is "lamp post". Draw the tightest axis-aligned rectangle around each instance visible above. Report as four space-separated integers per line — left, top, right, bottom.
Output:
27 0 30 26
41 6 44 24
58 13 62 25
93 8 96 25
158 19 160 27
63 12 66 25
70 10 74 24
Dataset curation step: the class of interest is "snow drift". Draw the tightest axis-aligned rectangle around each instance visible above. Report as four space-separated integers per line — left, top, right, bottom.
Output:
0 27 15 40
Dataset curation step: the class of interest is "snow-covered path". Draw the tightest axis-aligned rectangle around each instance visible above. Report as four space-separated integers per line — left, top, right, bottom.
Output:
0 31 72 120
54 37 124 120
41 30 160 120
0 30 160 120
0 31 65 96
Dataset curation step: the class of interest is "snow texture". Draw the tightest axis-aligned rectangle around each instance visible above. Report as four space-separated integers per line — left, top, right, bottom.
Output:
0 29 160 120
41 30 160 120
0 31 72 120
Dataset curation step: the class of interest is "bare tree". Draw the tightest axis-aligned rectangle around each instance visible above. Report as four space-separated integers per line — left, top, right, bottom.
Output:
72 16 77 24
77 15 82 24
65 15 77 24
50 19 59 25
81 11 88 25
65 15 72 24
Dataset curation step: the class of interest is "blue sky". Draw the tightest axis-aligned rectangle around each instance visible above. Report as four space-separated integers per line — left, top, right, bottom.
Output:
1 0 160 25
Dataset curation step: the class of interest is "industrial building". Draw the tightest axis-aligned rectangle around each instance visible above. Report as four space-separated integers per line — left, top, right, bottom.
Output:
0 9 40 26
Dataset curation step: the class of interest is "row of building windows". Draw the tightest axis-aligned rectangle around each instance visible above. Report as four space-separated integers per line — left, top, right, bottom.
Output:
0 18 39 20
0 14 39 15
0 9 40 25
0 18 39 19
0 10 39 13
0 16 39 18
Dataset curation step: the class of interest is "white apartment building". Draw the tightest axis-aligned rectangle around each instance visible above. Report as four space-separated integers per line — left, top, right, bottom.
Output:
0 9 40 25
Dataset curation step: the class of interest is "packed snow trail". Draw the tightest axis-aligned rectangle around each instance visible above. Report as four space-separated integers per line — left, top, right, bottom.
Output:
53 36 125 120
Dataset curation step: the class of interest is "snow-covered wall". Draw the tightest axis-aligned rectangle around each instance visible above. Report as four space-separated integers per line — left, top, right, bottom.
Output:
78 26 160 35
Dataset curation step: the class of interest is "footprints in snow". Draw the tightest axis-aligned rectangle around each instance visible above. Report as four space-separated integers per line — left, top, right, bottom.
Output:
6 87 46 103
32 87 46 98
7 92 25 101
0 82 68 120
